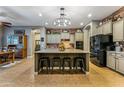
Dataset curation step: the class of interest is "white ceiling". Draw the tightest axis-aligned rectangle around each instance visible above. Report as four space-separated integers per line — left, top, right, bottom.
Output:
0 6 121 28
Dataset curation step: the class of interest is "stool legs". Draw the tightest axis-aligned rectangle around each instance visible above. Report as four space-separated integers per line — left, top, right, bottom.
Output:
39 58 50 74
73 58 85 72
52 58 61 71
62 58 72 71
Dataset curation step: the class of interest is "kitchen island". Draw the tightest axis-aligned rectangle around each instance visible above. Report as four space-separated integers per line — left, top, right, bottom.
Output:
34 48 90 75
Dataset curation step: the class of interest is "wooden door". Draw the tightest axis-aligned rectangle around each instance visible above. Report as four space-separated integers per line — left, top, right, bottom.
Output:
23 35 27 58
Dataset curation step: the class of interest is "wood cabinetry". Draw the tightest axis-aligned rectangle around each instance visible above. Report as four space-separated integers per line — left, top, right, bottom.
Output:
113 19 124 41
61 32 70 39
102 21 112 35
116 54 124 74
107 51 124 74
96 26 103 35
75 32 83 41
70 34 74 43
47 34 61 43
107 52 116 70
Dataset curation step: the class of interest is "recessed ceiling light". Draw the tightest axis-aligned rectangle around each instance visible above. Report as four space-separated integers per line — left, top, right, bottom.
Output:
88 13 92 18
64 23 66 27
45 22 48 25
53 22 56 25
39 13 42 17
80 22 84 26
69 22 71 25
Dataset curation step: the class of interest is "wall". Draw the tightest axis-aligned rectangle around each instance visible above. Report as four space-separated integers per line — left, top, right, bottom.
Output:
40 27 46 49
3 26 33 56
31 29 41 56
0 28 3 47
84 21 99 37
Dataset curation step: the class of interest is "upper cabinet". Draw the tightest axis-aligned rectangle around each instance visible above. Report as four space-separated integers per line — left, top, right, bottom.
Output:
75 32 83 41
70 34 74 43
61 32 70 39
92 21 112 36
113 19 124 42
47 34 61 43
96 26 103 35
102 21 112 35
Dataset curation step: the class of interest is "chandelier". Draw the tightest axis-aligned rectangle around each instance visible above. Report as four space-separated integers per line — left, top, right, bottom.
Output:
53 7 71 27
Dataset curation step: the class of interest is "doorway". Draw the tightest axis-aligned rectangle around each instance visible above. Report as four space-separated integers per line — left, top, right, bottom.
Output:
31 29 41 56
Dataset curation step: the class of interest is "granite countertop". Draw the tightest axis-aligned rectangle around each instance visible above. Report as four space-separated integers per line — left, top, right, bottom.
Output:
35 48 90 54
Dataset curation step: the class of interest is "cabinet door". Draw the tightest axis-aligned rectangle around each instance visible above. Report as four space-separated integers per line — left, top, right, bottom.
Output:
103 21 112 35
47 34 61 43
113 20 124 41
75 32 83 41
53 34 60 43
107 21 112 34
70 34 74 43
97 26 103 35
107 53 116 70
47 34 52 43
61 32 70 39
116 57 124 74
102 24 106 35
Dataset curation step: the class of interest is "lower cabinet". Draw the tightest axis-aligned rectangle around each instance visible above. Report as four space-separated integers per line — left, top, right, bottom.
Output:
107 53 116 70
116 57 124 74
107 51 124 74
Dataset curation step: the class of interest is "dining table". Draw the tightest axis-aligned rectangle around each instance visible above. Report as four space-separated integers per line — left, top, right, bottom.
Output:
0 51 15 63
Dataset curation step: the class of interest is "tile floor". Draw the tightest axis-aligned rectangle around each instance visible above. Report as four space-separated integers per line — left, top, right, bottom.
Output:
0 57 124 87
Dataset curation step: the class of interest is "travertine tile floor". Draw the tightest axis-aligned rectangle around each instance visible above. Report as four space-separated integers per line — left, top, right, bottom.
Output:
0 57 124 87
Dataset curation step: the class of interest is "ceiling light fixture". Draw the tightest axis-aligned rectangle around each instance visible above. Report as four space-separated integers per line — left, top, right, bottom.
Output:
88 13 92 18
45 22 48 25
80 22 84 26
39 13 42 17
53 7 71 27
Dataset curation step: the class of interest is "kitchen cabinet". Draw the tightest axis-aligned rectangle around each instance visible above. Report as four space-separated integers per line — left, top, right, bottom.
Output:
107 51 124 74
97 26 103 35
75 32 83 41
107 52 116 70
113 19 124 41
70 34 74 43
102 21 112 35
47 34 60 43
61 32 70 39
116 54 124 74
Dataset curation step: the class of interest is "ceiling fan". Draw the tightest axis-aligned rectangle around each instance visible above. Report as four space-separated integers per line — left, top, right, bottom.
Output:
0 12 13 27
0 22 12 27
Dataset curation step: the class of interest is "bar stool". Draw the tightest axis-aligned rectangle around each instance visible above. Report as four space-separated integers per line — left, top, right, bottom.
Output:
73 57 85 71
52 57 61 70
62 57 72 71
39 57 50 73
